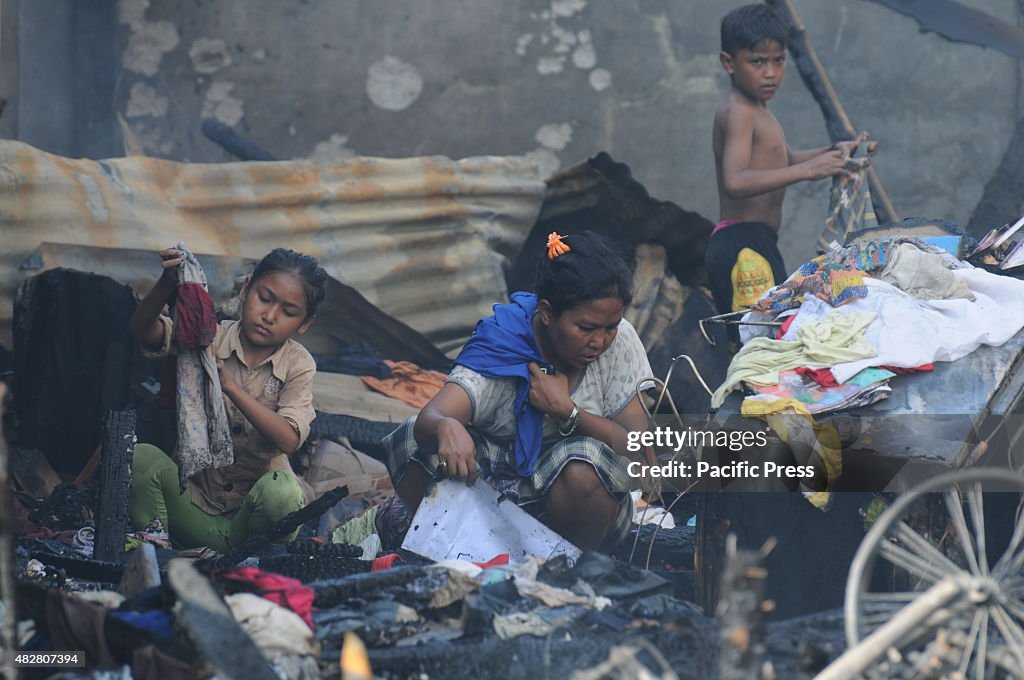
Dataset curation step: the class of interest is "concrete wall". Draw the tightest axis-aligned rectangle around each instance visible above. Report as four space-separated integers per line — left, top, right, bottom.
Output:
13 0 1023 270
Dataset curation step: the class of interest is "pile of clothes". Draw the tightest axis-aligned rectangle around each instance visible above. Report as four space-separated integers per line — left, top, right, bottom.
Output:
713 236 1024 414
710 236 1024 508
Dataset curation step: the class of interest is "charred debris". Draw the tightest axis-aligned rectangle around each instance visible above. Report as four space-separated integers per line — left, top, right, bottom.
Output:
0 153 835 680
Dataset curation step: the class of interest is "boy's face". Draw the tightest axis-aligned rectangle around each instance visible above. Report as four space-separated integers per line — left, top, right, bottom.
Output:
720 39 786 103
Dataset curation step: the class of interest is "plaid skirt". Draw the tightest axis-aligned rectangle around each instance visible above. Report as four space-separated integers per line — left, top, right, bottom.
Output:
382 416 635 549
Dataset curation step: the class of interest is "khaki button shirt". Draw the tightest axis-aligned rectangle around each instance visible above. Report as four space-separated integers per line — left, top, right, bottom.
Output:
148 317 316 515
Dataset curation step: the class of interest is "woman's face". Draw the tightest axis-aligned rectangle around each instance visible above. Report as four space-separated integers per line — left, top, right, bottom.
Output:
538 296 624 370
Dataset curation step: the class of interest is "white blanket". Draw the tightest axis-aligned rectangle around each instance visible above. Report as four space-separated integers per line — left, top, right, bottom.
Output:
782 265 1024 384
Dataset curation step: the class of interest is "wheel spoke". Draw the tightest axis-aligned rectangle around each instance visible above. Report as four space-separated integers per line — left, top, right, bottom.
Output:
879 539 955 585
1004 578 1024 595
1003 548 1024 583
993 498 1024 578
990 605 1024 673
893 520 968 579
966 482 989 575
975 608 989 680
946 489 982 576
862 591 921 604
1002 596 1024 627
958 609 983 677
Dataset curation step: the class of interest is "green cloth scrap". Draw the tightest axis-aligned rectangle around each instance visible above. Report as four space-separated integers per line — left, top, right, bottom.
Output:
711 311 877 408
332 505 380 546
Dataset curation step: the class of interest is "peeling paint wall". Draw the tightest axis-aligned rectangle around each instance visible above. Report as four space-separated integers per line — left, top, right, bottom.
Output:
10 0 1023 272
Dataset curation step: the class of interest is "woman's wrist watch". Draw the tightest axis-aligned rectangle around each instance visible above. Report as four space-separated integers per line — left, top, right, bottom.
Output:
558 401 580 437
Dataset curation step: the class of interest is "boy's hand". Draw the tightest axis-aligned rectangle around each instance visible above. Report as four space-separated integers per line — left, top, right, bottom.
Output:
803 150 850 180
835 132 878 159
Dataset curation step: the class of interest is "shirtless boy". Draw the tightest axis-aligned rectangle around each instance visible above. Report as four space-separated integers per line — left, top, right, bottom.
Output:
707 4 875 321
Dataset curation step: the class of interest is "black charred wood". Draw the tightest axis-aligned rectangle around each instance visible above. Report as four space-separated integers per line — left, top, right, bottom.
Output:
309 565 428 608
28 551 125 583
94 409 135 564
213 484 349 569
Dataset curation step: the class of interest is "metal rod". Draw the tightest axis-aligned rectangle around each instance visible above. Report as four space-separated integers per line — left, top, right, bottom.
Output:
699 309 783 346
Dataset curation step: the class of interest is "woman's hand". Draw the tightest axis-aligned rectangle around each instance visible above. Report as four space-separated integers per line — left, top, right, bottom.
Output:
528 362 573 421
436 417 477 484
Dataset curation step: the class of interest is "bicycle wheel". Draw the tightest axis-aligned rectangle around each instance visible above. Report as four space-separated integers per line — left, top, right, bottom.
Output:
845 469 1024 679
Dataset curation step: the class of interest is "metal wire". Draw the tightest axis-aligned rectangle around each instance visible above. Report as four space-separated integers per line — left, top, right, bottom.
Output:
625 353 715 568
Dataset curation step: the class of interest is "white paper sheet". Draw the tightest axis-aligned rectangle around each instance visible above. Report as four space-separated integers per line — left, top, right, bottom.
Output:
401 479 581 565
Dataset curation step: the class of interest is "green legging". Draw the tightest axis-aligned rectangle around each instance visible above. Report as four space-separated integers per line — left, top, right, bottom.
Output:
129 443 305 552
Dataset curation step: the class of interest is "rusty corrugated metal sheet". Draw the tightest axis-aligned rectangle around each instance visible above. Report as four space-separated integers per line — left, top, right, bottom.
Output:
0 140 546 352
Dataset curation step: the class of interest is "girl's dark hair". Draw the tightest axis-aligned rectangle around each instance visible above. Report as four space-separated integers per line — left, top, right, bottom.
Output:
533 231 635 315
249 248 328 318
721 4 788 56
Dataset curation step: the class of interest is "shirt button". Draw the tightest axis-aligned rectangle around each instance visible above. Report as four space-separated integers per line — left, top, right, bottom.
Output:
232 424 243 435
224 483 234 492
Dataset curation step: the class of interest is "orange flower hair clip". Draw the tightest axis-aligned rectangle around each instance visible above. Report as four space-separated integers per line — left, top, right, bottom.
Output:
546 232 571 260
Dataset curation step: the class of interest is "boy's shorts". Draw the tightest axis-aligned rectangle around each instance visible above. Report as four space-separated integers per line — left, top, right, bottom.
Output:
705 221 788 316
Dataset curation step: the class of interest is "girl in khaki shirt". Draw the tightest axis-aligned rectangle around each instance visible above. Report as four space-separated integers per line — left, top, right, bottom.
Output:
129 247 326 551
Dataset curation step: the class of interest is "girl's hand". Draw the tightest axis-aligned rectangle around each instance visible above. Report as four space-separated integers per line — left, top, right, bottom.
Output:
216 358 238 397
528 362 573 421
436 417 477 484
158 248 183 282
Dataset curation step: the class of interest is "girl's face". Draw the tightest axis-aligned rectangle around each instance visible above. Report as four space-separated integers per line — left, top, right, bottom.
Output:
240 271 313 350
537 296 624 371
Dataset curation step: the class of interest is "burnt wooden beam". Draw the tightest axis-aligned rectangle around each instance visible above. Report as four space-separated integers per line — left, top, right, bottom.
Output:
310 565 429 608
93 409 135 564
213 484 349 569
765 0 900 224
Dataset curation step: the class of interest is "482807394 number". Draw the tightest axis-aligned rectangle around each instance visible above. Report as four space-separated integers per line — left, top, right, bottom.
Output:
13 652 85 667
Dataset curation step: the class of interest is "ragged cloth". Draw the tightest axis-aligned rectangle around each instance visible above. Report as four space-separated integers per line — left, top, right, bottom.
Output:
879 242 974 302
816 152 877 252
790 267 1024 384
711 310 877 408
752 259 869 314
740 396 841 510
172 241 233 487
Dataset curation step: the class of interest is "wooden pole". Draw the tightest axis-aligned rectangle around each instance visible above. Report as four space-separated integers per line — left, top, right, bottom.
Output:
767 0 901 225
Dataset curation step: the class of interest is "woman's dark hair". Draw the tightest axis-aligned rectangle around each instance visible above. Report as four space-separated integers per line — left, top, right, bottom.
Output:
533 231 635 315
721 4 788 56
249 248 328 318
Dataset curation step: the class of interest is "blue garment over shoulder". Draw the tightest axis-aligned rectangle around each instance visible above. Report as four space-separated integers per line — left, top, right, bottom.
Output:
453 292 548 477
